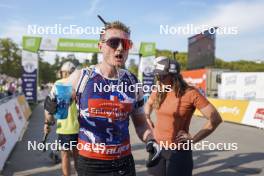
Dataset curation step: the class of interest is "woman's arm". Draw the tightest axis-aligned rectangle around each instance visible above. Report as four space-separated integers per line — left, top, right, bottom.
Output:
144 97 155 129
176 103 222 143
192 103 222 143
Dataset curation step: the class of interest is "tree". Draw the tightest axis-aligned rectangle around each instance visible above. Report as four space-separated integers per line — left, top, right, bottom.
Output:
91 53 98 65
0 38 22 78
38 57 57 84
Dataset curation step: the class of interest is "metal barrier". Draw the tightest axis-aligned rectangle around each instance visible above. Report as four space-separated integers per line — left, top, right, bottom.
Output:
0 92 23 105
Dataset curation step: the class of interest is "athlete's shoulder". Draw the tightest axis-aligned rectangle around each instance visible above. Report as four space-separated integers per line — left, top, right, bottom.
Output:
55 77 70 84
119 69 139 83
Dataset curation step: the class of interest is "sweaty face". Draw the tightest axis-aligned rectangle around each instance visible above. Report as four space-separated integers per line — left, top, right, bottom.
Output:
99 29 131 67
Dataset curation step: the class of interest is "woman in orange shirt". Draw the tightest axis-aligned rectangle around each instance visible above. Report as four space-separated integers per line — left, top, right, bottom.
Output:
145 57 222 176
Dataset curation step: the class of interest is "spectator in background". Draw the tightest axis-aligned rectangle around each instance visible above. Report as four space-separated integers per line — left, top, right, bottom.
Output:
7 82 16 96
44 62 79 176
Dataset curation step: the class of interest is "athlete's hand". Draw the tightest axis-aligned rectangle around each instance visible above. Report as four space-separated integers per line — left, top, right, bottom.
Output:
146 139 161 167
44 95 57 114
43 121 55 134
175 130 193 143
44 124 51 134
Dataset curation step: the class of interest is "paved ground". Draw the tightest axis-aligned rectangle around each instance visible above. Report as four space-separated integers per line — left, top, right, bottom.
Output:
2 103 264 176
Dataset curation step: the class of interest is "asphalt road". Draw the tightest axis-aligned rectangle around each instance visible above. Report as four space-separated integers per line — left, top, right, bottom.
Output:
2 103 264 176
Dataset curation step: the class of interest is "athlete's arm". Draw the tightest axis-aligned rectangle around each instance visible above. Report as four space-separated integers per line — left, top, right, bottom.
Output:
131 112 155 143
144 93 155 129
43 110 55 134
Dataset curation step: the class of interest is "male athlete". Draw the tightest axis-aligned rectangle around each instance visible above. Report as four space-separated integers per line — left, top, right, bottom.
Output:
44 20 160 175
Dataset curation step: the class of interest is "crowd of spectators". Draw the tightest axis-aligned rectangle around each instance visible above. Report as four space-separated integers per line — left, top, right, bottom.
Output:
0 74 22 99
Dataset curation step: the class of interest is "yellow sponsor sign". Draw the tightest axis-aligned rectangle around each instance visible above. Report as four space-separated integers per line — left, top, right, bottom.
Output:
17 95 32 120
195 98 249 123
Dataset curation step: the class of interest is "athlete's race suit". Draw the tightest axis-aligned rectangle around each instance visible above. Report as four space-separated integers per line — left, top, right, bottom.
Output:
75 67 144 161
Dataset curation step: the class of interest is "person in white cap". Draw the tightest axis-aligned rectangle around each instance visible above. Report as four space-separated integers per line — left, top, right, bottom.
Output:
44 61 79 176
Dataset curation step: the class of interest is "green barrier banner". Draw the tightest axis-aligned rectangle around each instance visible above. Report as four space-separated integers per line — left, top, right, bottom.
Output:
57 38 99 53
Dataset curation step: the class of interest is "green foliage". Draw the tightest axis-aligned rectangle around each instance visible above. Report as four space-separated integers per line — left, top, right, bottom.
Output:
156 49 264 72
38 57 57 84
91 53 98 65
0 38 22 78
175 52 188 70
214 58 264 72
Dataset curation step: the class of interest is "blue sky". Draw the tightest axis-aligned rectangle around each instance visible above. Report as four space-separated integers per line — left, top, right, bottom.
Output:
0 0 263 63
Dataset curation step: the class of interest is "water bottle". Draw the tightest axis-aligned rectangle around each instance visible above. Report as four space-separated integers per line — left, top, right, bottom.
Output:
54 82 72 120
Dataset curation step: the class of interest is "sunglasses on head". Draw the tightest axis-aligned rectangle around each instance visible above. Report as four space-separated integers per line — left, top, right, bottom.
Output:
102 37 133 50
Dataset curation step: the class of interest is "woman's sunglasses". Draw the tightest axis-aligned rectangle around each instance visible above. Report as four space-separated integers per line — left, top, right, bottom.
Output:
102 37 133 50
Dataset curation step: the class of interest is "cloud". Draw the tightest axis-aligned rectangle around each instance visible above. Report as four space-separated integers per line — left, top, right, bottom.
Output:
84 0 101 16
196 1 264 33
0 20 28 44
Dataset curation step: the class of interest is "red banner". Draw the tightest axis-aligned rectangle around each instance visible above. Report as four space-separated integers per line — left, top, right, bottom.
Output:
181 69 207 95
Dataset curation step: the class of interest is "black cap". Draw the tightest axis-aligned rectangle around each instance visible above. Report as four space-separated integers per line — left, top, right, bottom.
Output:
153 56 181 76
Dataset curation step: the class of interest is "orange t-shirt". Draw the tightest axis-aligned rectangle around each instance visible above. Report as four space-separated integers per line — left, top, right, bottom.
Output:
149 88 209 144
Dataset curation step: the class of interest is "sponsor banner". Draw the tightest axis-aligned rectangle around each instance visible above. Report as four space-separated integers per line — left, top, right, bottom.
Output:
39 37 59 51
139 42 156 57
17 95 32 120
139 56 155 94
195 98 249 123
138 44 156 95
57 38 99 53
0 126 7 150
0 97 28 170
23 36 99 53
218 72 264 100
22 36 41 53
242 101 264 128
22 50 38 102
142 72 155 94
181 69 207 96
